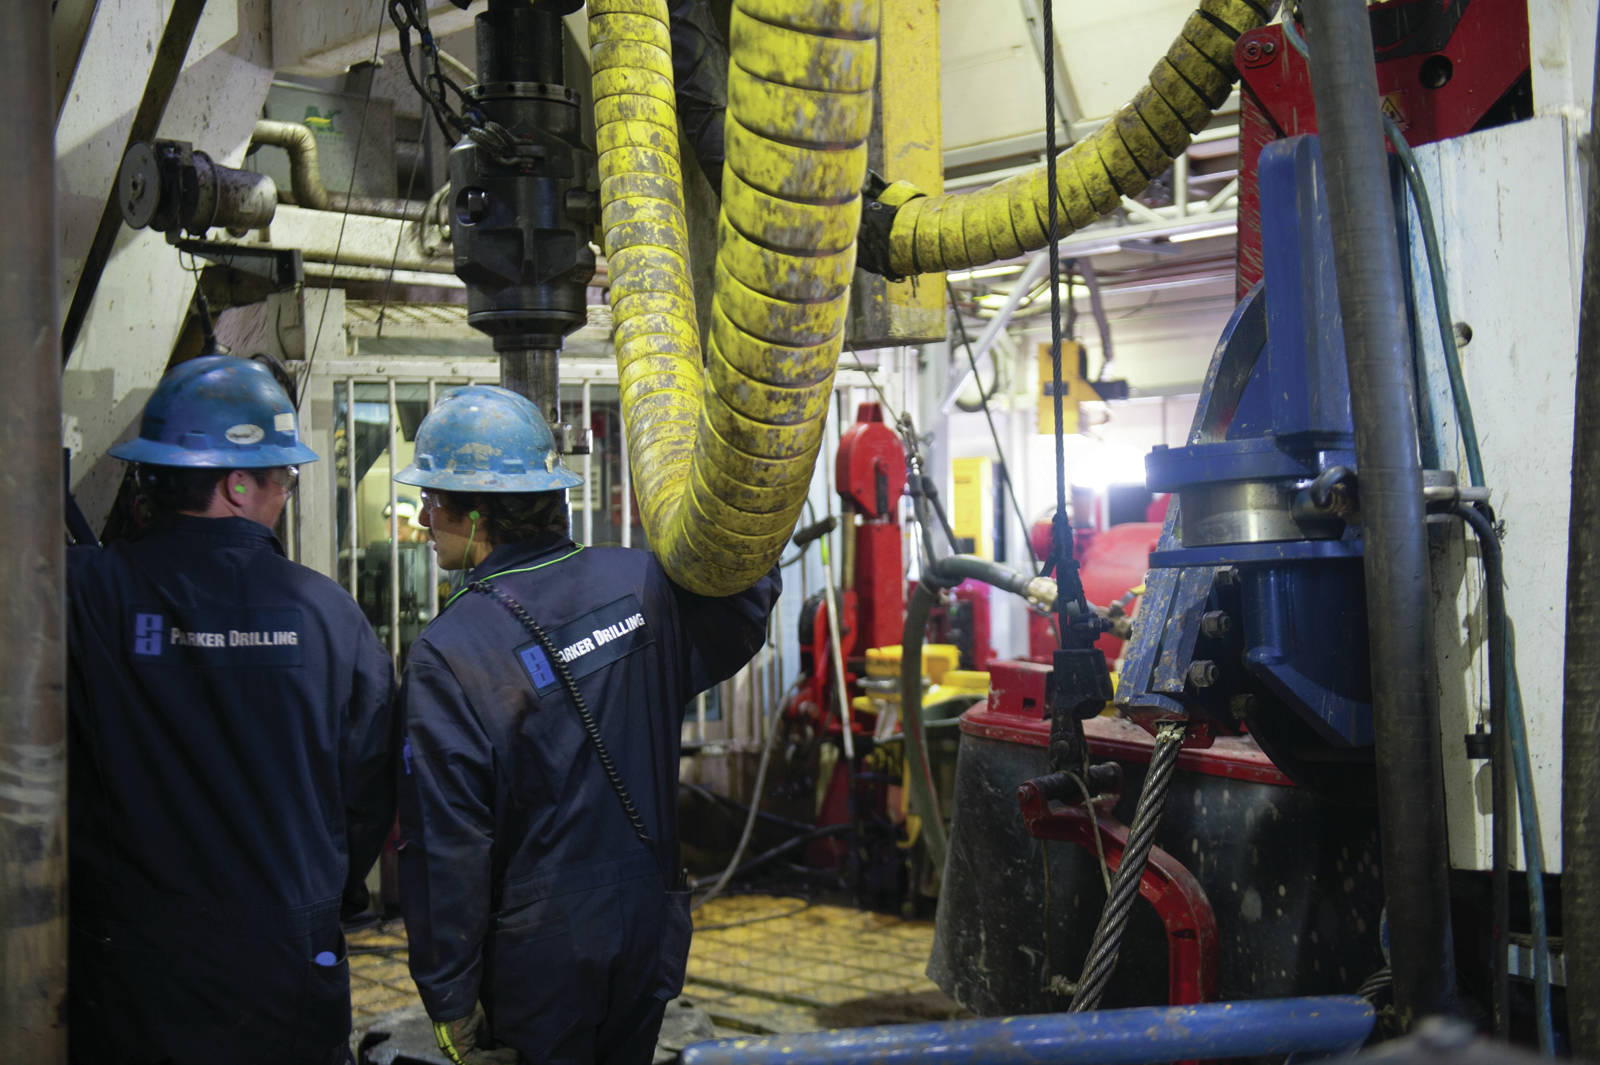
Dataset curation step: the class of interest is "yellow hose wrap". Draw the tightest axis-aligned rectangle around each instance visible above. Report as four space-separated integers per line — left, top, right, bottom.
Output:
592 0 876 595
885 0 1268 276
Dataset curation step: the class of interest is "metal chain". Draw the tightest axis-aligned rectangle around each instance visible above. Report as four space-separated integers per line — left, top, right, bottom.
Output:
469 581 656 848
1068 721 1187 1011
386 0 520 164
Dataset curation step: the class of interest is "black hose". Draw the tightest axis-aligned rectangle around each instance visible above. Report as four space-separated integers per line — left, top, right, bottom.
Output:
901 555 1045 869
1455 504 1511 1035
1564 17 1600 1053
678 781 816 835
698 822 853 886
901 578 948 865
667 0 728 192
1303 0 1456 1024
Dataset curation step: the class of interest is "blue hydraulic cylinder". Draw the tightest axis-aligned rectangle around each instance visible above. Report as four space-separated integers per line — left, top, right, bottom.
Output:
680 997 1375 1065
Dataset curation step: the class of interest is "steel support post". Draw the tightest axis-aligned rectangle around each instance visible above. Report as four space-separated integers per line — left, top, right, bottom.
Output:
1 0 67 1058
1304 0 1456 1025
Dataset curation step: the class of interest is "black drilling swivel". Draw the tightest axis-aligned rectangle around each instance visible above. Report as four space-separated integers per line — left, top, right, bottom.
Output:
450 0 598 434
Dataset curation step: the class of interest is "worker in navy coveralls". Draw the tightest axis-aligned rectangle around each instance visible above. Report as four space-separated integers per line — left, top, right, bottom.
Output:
66 356 398 1065
394 386 780 1065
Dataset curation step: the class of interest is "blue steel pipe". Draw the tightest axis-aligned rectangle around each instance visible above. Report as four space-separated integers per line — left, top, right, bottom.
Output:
680 997 1375 1065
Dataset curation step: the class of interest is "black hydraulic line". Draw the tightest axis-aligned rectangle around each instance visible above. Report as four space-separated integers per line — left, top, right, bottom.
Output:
1076 258 1116 381
678 782 816 835
1564 18 1600 1054
1 0 66 1055
1454 503 1511 1036
919 476 962 554
667 0 729 193
902 555 1047 867
700 823 853 886
1303 0 1456 1025
1068 721 1186 1012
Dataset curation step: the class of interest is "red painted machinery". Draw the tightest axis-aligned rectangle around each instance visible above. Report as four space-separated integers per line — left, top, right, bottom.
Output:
1235 0 1531 296
787 402 907 742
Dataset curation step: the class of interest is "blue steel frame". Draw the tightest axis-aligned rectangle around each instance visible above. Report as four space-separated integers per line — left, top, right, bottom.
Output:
1118 135 1378 751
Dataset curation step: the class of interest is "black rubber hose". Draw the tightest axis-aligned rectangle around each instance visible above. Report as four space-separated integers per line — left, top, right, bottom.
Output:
1456 504 1511 1035
1563 19 1600 1053
1303 0 1456 1025
902 578 948 865
704 822 853 886
902 555 1046 869
667 0 728 192
678 781 816 835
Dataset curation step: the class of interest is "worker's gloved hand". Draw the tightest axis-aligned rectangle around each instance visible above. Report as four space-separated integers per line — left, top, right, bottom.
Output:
433 1003 518 1065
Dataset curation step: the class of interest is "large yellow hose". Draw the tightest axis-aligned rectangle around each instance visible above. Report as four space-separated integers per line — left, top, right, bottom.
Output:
592 0 877 595
593 0 1260 594
886 0 1268 276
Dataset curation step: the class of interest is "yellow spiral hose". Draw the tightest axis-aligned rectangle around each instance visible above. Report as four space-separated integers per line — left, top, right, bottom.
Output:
886 0 1268 275
593 0 1261 594
592 0 877 595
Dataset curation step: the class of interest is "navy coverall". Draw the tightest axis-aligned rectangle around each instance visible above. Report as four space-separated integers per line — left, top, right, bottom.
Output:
398 533 780 1063
67 515 398 1065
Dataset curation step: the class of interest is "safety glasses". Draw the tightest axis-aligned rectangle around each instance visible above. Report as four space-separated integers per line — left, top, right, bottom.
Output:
267 465 300 494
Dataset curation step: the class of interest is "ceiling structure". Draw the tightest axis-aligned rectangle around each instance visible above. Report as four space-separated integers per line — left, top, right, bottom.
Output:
937 0 1244 393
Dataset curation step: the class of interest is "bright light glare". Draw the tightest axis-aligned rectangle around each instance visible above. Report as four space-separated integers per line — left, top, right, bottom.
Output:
947 263 1026 283
1030 433 1151 490
1168 223 1236 243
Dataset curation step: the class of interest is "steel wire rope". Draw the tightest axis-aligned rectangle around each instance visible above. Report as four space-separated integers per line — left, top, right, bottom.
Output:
1067 721 1186 1011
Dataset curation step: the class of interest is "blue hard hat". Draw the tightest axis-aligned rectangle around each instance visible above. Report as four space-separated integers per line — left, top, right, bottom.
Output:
108 355 318 468
396 385 583 492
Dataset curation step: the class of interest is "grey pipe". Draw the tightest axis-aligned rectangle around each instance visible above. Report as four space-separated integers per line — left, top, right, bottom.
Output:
1304 0 1456 1025
0 1 66 1059
251 120 436 222
1563 16 1600 1054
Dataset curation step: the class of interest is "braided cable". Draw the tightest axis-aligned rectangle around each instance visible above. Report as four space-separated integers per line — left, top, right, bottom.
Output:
469 581 655 848
1068 722 1186 1011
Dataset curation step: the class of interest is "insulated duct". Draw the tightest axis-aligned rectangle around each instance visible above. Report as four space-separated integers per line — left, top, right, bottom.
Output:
590 0 876 595
250 120 439 223
880 0 1268 276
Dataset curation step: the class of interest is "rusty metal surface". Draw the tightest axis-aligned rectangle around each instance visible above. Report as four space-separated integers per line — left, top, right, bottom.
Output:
1 0 66 1055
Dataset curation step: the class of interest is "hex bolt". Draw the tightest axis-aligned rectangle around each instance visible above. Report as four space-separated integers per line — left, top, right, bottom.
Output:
1200 610 1233 638
1187 660 1218 688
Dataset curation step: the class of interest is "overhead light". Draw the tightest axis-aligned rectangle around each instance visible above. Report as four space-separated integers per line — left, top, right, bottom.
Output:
1168 223 1236 243
947 263 1025 283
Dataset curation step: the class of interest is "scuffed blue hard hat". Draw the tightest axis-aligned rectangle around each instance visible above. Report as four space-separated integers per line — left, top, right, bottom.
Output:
395 385 583 492
108 355 318 468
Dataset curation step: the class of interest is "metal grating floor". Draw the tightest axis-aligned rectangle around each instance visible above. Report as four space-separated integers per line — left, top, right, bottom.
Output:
348 894 948 1037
